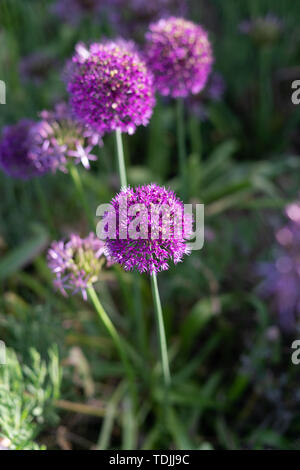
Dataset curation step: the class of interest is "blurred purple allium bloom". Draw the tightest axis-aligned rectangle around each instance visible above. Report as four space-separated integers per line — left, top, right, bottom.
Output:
120 0 188 38
31 102 101 172
51 0 117 25
239 13 283 45
52 0 187 36
19 51 57 85
66 40 155 135
145 17 213 98
0 103 100 179
129 0 186 17
257 202 300 331
0 120 52 179
104 184 193 274
48 232 113 300
188 72 225 120
206 72 225 101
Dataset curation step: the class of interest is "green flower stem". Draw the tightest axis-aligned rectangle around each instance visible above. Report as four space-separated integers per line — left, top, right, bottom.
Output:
87 285 137 406
115 128 127 188
176 98 188 201
115 128 148 355
68 164 95 230
150 272 171 386
97 381 126 450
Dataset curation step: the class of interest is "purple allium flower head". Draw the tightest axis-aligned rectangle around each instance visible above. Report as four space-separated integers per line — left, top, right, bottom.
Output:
145 17 213 98
47 232 113 300
104 184 193 274
0 104 100 179
31 102 101 172
66 40 155 135
0 120 51 179
257 202 300 332
239 13 283 45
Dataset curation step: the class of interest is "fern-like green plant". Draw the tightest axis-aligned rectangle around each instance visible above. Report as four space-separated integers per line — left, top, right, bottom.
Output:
0 346 61 450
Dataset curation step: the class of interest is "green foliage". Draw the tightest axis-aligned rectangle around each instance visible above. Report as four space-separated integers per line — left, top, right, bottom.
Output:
0 346 61 450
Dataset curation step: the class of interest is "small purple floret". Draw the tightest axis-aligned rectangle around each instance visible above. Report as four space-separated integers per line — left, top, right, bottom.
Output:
32 102 101 172
47 232 113 300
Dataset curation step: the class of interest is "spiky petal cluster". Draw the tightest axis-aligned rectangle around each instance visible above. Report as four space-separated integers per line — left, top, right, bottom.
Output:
67 40 155 135
257 202 300 331
104 184 193 274
47 233 113 300
31 103 101 172
0 120 51 179
145 17 213 98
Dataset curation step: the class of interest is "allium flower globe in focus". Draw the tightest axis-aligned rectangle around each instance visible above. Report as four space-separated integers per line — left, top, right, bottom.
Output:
103 184 193 274
67 40 155 135
47 233 113 301
145 17 213 98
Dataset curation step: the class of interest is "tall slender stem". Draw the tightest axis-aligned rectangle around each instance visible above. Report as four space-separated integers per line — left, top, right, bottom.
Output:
87 285 137 406
69 164 95 230
114 129 148 376
115 129 127 188
150 272 171 386
176 98 188 201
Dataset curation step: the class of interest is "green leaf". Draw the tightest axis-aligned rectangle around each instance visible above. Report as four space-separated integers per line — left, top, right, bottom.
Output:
181 297 216 351
167 407 196 450
201 139 239 182
0 224 48 282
